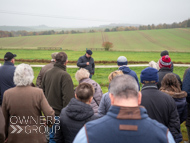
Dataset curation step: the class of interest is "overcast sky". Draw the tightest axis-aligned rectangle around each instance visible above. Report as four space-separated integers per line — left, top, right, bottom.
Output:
0 0 190 28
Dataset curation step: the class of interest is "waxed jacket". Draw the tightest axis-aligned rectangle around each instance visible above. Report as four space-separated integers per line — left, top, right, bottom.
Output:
41 63 75 116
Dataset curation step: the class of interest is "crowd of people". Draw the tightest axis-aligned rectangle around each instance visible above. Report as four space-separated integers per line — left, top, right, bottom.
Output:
0 50 189 143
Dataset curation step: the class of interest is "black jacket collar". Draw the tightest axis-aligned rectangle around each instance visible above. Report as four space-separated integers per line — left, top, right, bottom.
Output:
141 84 158 91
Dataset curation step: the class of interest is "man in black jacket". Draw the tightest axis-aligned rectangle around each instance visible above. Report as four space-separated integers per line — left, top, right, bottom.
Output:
77 50 95 78
55 83 98 143
157 55 182 89
140 67 182 143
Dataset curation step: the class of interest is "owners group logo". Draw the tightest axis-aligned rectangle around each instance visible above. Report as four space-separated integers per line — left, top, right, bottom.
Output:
10 116 59 134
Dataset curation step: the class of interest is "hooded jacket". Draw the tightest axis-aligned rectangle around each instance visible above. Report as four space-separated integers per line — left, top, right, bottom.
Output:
118 66 140 90
160 90 187 124
55 98 98 143
79 78 103 114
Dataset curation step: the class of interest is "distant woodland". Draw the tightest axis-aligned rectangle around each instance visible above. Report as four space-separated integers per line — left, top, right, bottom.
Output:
0 19 190 38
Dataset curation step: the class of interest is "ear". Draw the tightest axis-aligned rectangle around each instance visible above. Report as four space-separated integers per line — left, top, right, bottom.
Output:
109 93 115 105
138 92 142 105
75 94 78 99
88 96 93 104
64 60 68 65
11 58 15 64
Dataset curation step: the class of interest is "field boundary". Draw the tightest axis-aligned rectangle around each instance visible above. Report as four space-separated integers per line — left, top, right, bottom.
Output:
8 64 188 68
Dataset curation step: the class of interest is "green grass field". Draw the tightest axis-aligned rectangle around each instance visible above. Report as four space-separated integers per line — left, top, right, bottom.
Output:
0 50 190 63
0 28 190 52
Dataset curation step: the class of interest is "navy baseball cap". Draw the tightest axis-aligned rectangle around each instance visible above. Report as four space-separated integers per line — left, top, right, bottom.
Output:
4 52 17 61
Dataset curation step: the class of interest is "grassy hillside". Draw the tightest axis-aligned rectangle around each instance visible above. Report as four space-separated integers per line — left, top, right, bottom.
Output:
0 28 189 52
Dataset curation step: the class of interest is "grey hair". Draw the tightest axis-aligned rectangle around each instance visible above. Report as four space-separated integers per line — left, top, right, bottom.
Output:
75 68 90 82
149 61 160 70
14 63 34 86
110 75 139 98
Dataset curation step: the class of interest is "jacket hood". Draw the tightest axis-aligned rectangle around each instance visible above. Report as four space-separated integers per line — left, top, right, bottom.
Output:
160 90 187 98
119 66 131 74
66 98 94 121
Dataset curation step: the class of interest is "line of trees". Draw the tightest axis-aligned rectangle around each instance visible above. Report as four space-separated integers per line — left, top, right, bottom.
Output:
104 19 190 32
0 19 189 38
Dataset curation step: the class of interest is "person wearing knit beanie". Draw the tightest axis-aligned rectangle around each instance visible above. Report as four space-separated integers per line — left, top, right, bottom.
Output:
159 50 174 72
140 66 182 143
157 55 182 90
140 67 158 84
159 55 172 69
117 56 140 90
117 56 128 66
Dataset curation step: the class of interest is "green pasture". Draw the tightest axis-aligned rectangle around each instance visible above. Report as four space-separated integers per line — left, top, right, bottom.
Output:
0 49 190 63
32 66 188 92
0 28 189 52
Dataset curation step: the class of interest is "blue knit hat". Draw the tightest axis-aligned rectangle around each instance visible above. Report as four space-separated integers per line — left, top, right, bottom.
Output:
140 67 158 84
117 56 128 66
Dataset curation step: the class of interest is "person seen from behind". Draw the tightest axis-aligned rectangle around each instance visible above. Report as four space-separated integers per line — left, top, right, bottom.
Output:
75 68 103 114
157 55 182 89
55 83 98 143
98 70 123 117
2 63 55 143
74 75 175 143
160 73 187 124
140 67 182 143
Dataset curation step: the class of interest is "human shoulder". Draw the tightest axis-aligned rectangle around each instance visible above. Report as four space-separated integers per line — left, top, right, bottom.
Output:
85 115 112 130
146 117 168 131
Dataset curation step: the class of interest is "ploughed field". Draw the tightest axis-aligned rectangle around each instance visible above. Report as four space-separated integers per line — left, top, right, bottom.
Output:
0 28 189 52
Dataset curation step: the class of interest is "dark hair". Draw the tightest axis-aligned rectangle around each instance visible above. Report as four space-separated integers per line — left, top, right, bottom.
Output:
55 52 67 65
160 73 181 92
75 83 94 102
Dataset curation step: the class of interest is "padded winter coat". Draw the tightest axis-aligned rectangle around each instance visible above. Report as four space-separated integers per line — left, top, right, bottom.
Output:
79 78 103 114
54 98 98 143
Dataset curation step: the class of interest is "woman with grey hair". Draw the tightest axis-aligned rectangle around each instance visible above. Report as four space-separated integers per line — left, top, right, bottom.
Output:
2 63 55 143
75 68 103 114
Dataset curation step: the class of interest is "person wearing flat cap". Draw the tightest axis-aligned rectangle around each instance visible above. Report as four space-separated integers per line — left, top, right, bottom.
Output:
0 52 16 105
77 50 95 78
